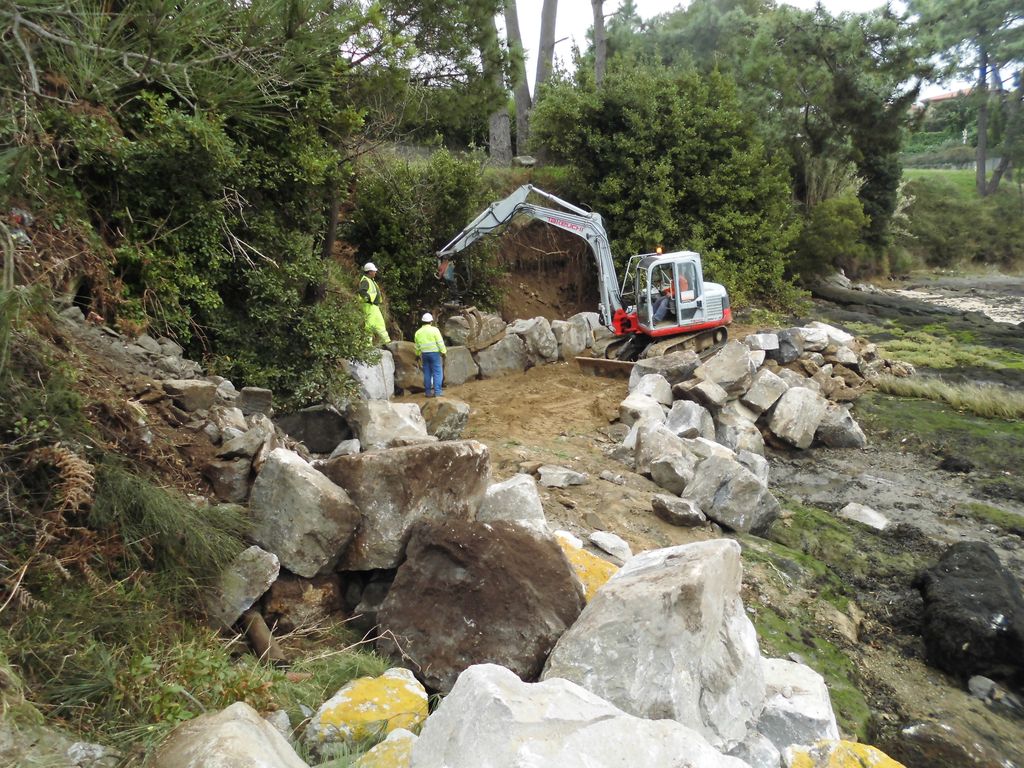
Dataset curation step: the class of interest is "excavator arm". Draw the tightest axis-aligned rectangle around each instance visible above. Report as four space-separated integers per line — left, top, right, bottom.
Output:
436 185 625 327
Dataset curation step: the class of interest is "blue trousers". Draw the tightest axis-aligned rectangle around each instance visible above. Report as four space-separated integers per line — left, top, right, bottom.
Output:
421 351 444 396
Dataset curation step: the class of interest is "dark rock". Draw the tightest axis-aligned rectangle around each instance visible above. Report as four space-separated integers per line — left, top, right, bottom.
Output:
938 455 974 474
376 519 585 693
238 386 273 416
881 720 1010 768
768 328 803 364
202 458 252 503
275 405 352 454
914 542 1024 687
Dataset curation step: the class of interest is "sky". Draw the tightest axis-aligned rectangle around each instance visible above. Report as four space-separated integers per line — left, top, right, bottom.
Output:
510 0 950 99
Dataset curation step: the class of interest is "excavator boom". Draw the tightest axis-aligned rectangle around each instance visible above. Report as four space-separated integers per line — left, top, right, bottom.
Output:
437 185 625 328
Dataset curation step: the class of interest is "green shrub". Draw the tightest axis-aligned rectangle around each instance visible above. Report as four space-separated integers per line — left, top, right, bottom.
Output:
898 175 1024 269
902 144 976 168
792 195 871 280
531 62 799 308
343 149 502 335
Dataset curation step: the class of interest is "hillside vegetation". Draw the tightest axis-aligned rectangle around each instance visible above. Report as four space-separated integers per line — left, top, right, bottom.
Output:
1 0 1023 761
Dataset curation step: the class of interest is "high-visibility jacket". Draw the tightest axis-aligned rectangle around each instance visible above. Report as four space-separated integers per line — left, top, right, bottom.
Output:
359 275 381 305
414 324 447 356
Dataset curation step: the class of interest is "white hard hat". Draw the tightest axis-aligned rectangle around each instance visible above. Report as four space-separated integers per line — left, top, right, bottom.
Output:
363 262 378 272
421 312 433 322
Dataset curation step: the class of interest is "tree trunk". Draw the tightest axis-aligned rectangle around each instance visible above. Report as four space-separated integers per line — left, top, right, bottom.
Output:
535 0 558 93
976 46 989 197
592 0 607 87
504 0 532 155
482 13 512 166
985 70 1022 196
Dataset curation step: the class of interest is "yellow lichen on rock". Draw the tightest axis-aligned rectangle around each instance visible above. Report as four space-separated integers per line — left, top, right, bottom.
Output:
354 728 416 768
309 668 427 744
786 739 906 768
555 533 618 600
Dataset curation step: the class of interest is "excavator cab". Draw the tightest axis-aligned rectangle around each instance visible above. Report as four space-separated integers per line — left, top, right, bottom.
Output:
634 253 704 334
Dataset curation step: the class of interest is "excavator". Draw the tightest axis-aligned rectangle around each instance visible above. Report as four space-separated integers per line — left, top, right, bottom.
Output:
436 185 731 375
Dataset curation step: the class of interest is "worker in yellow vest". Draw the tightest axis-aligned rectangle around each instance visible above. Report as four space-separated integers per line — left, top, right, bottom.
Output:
414 312 447 397
359 262 391 345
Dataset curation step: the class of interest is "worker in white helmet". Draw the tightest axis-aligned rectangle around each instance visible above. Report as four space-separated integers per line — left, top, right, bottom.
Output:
358 262 391 345
414 312 446 397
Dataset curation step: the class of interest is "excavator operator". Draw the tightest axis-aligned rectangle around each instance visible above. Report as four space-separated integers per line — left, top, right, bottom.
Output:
653 274 690 323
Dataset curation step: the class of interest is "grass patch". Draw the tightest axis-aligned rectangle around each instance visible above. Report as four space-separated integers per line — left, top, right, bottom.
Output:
902 168 978 198
766 501 927 586
875 375 1024 420
854 391 1024 501
959 501 1024 536
88 462 251 591
842 320 1024 373
751 603 871 740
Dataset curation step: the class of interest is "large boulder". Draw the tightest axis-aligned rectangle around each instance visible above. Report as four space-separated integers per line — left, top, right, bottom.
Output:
629 350 702 388
755 658 839 754
675 378 729 410
666 400 715 440
386 341 424 393
652 495 707 528
347 400 429 450
443 312 506 348
634 420 690 477
475 334 529 379
815 404 867 449
768 387 829 450
377 520 585 692
632 374 673 406
477 474 548 534
420 397 470 441
443 346 480 386
204 546 280 630
769 329 803 364
508 317 559 366
343 352 395 401
684 456 780 536
542 540 766 750
701 341 757 396
914 542 1024 684
650 451 698 496
306 667 428 752
741 369 789 416
411 664 750 768
320 440 491 570
619 393 666 427
714 413 765 457
249 448 360 578
275 405 351 454
162 379 217 412
552 316 592 360
150 702 307 768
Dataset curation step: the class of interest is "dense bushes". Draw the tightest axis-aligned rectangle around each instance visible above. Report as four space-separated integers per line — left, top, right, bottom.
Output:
900 176 1024 268
343 149 502 334
792 196 872 280
531 62 799 307
30 90 373 407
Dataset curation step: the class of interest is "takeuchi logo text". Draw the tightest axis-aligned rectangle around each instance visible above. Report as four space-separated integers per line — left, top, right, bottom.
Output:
546 216 584 232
